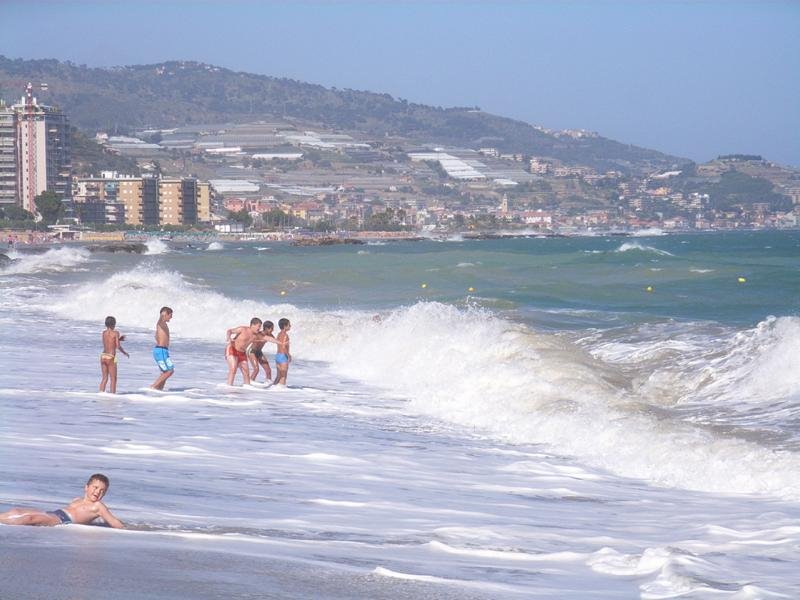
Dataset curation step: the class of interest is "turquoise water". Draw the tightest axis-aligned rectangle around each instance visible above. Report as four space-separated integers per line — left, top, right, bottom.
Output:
172 231 800 326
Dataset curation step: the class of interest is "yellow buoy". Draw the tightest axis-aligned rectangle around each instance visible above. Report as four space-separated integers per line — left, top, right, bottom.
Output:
468 287 475 292
737 277 746 283
645 286 654 293
421 283 427 289
280 290 287 296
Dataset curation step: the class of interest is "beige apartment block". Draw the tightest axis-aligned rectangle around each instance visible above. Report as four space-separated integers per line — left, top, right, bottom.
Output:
119 179 143 225
158 179 183 226
198 182 211 222
75 175 208 227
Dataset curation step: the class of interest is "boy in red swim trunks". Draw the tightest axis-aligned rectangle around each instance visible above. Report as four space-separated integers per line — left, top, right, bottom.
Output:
0 473 124 528
225 317 262 386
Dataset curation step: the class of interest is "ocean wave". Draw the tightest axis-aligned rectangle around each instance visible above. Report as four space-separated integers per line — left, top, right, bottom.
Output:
614 242 674 256
207 242 224 251
38 266 800 500
591 316 800 409
144 239 170 255
0 246 92 275
630 228 665 237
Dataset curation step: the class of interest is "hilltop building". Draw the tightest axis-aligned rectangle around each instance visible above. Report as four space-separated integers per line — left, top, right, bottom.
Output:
73 172 210 226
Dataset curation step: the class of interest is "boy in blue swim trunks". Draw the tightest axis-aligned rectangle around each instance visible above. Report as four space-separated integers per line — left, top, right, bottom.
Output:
151 306 174 390
273 317 292 386
0 473 124 528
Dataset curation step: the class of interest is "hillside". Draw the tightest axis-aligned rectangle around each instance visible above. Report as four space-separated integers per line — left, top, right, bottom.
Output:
0 56 682 175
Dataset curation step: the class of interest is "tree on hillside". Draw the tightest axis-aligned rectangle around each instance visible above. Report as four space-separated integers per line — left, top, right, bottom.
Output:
34 191 64 225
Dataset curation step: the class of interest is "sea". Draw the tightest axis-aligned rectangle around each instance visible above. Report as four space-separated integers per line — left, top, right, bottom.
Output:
1 230 799 599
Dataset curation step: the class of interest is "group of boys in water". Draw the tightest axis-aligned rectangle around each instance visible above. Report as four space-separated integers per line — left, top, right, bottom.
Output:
98 306 292 394
0 308 293 530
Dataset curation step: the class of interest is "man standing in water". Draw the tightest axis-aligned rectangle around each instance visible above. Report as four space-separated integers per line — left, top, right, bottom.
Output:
151 306 174 390
225 317 264 386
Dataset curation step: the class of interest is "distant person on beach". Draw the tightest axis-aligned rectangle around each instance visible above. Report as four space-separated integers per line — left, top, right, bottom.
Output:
151 306 174 390
226 317 263 386
0 473 124 528
273 317 292 386
99 316 129 394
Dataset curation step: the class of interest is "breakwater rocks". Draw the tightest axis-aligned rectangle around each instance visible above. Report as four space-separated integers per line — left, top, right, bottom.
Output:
86 243 149 253
291 238 365 247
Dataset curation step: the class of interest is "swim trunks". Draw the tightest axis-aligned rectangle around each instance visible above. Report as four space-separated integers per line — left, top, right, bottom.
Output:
275 353 289 365
47 509 72 525
225 343 247 364
100 352 118 364
153 346 174 372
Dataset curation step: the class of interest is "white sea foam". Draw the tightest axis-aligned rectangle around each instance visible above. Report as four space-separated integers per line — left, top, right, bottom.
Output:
144 239 170 255
0 246 92 274
207 242 224 251
631 228 665 237
615 241 674 256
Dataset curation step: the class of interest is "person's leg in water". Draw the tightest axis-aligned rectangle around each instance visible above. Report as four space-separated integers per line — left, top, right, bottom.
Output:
248 351 260 382
99 355 110 392
0 508 62 526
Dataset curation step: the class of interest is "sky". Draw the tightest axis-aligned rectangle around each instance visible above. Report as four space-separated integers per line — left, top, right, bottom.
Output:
2 0 798 166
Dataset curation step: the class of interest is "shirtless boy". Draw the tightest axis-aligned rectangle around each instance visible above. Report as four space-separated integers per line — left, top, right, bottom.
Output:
151 306 174 390
273 317 292 386
0 473 124 528
99 315 129 394
226 317 263 386
248 320 277 383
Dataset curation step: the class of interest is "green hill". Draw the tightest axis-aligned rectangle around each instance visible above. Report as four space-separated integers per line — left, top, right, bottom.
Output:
0 56 683 175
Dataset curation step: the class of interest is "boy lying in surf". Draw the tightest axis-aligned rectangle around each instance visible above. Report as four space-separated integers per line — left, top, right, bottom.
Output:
0 473 124 528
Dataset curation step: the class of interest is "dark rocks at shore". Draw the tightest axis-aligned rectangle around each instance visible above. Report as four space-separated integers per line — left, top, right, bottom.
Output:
291 238 365 247
86 243 149 254
0 253 10 265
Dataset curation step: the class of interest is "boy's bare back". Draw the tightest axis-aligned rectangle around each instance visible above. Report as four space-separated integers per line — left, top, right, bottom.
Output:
102 328 121 354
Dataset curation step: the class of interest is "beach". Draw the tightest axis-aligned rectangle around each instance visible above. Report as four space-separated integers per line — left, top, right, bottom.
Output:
1 231 799 598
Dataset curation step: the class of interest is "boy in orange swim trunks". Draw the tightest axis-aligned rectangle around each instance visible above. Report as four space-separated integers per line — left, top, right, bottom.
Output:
100 315 129 394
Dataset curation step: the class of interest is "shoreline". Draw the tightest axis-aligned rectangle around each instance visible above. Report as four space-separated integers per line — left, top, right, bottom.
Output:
2 226 798 252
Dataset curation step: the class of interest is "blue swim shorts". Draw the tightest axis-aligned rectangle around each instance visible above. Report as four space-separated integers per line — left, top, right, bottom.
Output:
47 509 72 525
153 346 175 372
275 353 289 365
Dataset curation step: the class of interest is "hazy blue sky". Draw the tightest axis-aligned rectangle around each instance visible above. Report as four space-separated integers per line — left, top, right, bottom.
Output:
2 1 798 166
